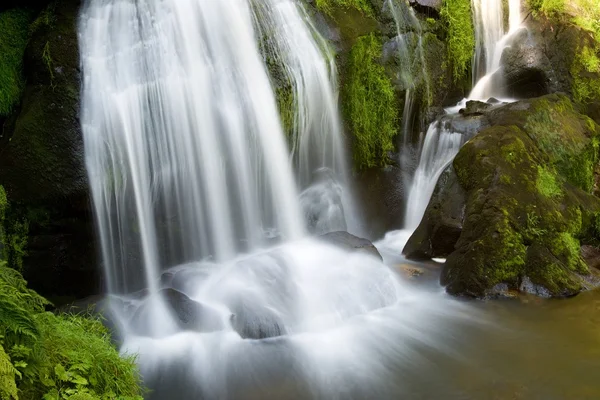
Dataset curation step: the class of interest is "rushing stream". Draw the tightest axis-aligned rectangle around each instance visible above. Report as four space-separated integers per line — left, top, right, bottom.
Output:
77 0 600 398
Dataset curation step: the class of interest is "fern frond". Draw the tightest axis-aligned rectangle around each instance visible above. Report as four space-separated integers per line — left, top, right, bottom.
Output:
0 344 19 400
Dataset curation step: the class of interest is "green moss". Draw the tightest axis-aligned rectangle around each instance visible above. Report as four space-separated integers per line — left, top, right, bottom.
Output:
275 85 295 139
523 97 598 192
524 212 548 241
0 8 31 116
440 0 475 81
0 186 6 262
344 33 398 169
490 216 528 283
315 0 373 17
548 232 587 273
536 165 562 198
572 43 600 106
529 0 600 107
446 115 599 297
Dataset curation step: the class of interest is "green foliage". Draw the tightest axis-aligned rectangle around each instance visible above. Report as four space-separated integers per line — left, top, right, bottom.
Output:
536 165 562 198
440 0 475 81
344 33 398 169
525 212 548 240
5 220 29 273
1 343 19 400
29 3 56 35
315 0 373 17
20 313 143 400
0 264 143 400
0 9 31 116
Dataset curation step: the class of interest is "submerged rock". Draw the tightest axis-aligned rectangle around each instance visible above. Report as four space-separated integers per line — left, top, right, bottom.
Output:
407 94 600 298
131 288 225 335
320 231 383 260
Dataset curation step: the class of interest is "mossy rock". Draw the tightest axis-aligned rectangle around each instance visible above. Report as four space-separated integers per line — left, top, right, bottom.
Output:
342 33 399 169
407 94 600 297
0 0 85 203
524 2 600 121
0 0 98 301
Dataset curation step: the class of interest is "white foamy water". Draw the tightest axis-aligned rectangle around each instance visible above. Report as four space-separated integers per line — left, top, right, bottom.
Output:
79 0 479 398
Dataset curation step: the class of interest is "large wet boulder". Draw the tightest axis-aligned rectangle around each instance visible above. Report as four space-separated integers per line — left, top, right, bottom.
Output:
403 165 465 259
501 27 556 99
320 230 383 260
515 8 600 122
130 288 225 336
407 94 600 298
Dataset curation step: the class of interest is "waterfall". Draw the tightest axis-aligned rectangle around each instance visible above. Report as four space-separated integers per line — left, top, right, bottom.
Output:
392 0 522 245
403 121 465 231
387 0 432 192
78 0 480 396
254 1 360 235
469 0 523 101
79 0 360 294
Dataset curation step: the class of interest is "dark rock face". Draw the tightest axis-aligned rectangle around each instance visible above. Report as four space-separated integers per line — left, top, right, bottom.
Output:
320 231 383 260
501 27 555 99
409 0 442 15
0 0 98 300
355 164 405 239
403 165 465 259
1 0 85 203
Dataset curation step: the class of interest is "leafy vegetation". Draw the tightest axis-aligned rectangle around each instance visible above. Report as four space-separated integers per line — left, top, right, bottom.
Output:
343 33 398 169
314 0 373 17
0 9 31 117
440 0 475 81
0 263 144 399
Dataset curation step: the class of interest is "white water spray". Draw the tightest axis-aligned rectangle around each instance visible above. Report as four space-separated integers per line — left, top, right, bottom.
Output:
79 0 478 397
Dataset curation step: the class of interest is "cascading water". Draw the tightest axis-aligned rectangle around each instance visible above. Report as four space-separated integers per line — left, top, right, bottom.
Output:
79 0 476 398
80 0 306 294
387 0 431 189
256 1 360 235
470 0 523 101
381 0 523 251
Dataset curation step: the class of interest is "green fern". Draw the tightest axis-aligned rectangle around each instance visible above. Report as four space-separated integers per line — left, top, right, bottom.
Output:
0 343 18 400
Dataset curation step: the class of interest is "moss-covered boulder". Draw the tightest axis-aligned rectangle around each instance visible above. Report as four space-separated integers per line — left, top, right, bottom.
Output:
513 0 600 121
0 1 99 302
0 1 86 202
406 94 600 297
